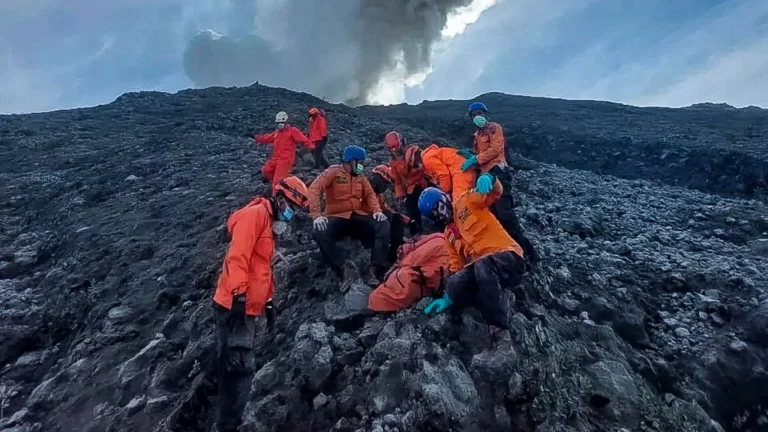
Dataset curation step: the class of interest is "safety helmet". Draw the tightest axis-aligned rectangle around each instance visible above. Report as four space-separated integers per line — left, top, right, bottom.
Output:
384 131 405 151
274 176 309 209
404 145 421 170
418 187 448 216
372 164 394 184
342 145 367 162
275 111 289 123
308 107 319 116
467 101 488 116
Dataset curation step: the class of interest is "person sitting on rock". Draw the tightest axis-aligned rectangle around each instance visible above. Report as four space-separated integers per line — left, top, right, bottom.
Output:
253 111 315 194
211 175 310 432
417 183 527 334
307 107 329 169
459 101 538 265
368 232 450 312
404 143 476 202
385 131 428 234
308 145 390 291
369 164 420 263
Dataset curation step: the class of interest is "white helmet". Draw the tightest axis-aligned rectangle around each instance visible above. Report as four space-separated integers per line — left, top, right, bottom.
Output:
275 111 288 123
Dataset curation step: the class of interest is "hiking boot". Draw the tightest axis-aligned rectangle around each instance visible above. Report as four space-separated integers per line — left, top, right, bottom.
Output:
340 260 358 293
363 267 380 287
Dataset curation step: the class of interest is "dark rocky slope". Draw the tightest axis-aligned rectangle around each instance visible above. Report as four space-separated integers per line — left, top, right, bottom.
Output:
1 84 767 432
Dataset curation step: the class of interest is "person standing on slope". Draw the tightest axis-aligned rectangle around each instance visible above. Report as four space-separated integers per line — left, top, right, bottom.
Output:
254 111 315 193
417 183 527 338
211 176 310 432
459 101 538 265
385 131 427 234
307 107 330 169
309 145 390 290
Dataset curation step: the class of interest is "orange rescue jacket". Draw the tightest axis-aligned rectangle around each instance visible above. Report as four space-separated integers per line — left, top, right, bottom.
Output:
390 151 427 199
368 233 450 311
421 144 477 201
255 125 314 163
213 197 275 316
473 122 506 173
307 112 327 141
444 181 523 272
309 165 381 219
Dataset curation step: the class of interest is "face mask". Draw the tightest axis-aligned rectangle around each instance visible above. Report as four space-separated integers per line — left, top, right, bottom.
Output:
280 206 295 221
272 220 291 236
277 123 286 130
473 115 487 128
353 163 365 176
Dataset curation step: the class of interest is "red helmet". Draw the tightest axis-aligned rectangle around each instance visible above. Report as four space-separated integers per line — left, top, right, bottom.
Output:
384 131 404 151
274 176 309 208
308 107 319 116
404 145 422 170
372 164 394 184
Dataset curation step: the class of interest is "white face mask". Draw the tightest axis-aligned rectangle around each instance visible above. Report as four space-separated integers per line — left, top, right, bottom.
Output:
277 123 286 130
272 220 290 236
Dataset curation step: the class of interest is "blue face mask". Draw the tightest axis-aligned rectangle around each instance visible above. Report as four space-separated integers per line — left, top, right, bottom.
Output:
473 115 487 128
280 206 295 221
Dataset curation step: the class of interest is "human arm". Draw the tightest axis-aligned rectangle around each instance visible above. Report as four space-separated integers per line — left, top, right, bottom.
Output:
292 128 315 150
222 208 263 296
424 157 453 193
308 169 336 219
254 131 276 144
467 178 503 209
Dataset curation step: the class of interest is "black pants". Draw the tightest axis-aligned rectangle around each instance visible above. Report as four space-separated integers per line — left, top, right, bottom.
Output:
213 303 257 432
404 186 424 234
312 138 330 169
489 167 537 264
383 210 406 265
313 213 391 275
445 251 525 330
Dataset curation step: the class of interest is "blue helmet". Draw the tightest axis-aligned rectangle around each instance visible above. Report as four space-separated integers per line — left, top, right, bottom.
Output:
342 145 367 162
467 101 488 115
418 187 447 216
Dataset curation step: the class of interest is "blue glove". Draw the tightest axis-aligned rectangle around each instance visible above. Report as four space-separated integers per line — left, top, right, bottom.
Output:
424 293 453 315
457 148 475 159
460 156 478 172
476 173 493 194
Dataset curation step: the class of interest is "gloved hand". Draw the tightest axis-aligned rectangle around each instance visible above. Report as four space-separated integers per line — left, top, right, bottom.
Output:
228 293 247 329
424 293 453 316
460 156 478 172
373 212 387 222
476 173 493 194
264 298 275 332
313 216 328 231
457 148 475 159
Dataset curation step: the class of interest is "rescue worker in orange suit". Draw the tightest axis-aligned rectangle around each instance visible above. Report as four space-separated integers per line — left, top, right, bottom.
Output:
253 111 315 193
459 101 538 265
418 183 527 334
385 131 427 234
307 107 329 169
369 164 419 263
309 145 390 290
211 176 310 432
404 144 476 202
368 232 450 312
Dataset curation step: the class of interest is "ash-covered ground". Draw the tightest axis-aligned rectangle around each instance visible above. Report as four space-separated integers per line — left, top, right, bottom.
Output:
1 84 768 432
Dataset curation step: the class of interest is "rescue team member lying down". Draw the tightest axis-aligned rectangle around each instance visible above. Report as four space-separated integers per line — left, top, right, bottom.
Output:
368 232 450 312
308 145 390 291
418 182 527 335
211 176 309 432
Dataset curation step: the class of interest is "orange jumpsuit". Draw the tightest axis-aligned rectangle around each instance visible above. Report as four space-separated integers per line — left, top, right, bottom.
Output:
473 122 507 173
420 144 477 201
213 197 275 316
255 125 314 191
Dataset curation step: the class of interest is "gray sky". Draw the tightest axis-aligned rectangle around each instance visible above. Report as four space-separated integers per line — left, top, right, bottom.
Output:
1 0 766 114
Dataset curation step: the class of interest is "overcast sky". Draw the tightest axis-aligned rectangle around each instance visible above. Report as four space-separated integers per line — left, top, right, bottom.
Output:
1 0 766 114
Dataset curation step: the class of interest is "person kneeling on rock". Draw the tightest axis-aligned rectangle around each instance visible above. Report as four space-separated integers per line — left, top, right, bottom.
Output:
418 183 527 333
308 145 390 291
211 175 310 432
369 164 420 263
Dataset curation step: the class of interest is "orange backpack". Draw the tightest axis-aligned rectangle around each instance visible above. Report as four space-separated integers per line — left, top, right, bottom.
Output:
368 233 450 312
